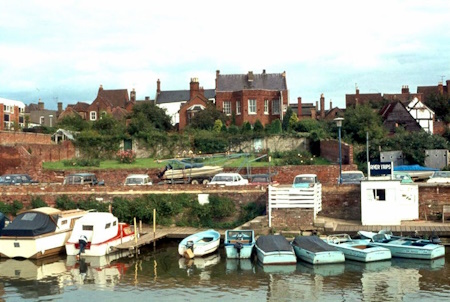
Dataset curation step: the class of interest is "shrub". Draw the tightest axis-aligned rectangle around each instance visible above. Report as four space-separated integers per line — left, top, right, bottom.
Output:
116 150 136 164
31 197 48 208
209 195 235 219
62 158 101 167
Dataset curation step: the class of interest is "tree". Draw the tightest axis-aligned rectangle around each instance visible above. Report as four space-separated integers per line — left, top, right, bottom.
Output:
189 104 227 130
253 119 264 133
282 107 294 131
425 94 450 123
213 119 223 133
342 104 386 144
129 102 172 132
57 114 90 132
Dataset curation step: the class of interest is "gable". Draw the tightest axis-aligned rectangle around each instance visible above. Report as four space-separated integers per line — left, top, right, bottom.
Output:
98 88 130 108
380 102 422 133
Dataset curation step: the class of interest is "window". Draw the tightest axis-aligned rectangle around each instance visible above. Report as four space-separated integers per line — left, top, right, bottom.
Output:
236 101 241 115
4 105 10 112
105 223 111 229
248 99 256 114
264 100 269 114
82 225 94 231
223 101 231 115
272 99 280 114
90 111 97 121
40 116 45 125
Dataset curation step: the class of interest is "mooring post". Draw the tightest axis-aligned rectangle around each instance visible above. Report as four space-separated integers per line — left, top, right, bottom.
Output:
153 209 156 247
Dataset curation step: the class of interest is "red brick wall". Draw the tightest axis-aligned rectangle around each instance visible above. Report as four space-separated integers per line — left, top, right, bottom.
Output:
271 208 314 230
320 139 353 165
216 90 288 127
0 131 53 145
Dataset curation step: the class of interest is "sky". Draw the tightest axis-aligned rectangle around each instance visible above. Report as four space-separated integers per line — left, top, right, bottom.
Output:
1 0 450 110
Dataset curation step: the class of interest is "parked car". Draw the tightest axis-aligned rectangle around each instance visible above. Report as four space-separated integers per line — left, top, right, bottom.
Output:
427 171 450 184
393 171 414 184
124 174 152 186
293 174 319 188
247 174 279 186
209 173 249 186
0 174 38 185
63 173 105 186
340 171 366 184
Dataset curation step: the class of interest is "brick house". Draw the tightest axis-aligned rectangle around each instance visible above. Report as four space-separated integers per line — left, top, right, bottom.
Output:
59 85 134 122
0 97 25 131
155 78 215 127
380 101 422 134
25 99 58 127
345 86 383 108
215 70 288 127
417 80 450 100
86 85 134 121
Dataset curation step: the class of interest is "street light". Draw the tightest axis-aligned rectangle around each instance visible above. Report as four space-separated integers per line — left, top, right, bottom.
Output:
334 117 344 184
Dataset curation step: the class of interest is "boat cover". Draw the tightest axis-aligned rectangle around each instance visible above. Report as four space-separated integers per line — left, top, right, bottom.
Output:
394 165 438 172
1 211 58 237
256 235 292 252
292 236 340 253
0 212 6 235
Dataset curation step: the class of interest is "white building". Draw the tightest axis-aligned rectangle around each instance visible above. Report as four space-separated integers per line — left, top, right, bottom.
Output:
0 97 26 130
405 97 435 134
361 180 418 226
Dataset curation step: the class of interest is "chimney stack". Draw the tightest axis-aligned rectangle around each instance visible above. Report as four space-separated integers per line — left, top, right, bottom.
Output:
330 100 333 110
401 85 409 94
438 81 444 95
297 97 302 118
38 99 44 110
157 79 161 94
57 102 62 115
190 78 200 100
130 88 136 102
320 93 325 118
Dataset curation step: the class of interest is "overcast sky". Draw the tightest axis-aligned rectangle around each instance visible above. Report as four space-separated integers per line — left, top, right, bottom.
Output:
1 0 449 110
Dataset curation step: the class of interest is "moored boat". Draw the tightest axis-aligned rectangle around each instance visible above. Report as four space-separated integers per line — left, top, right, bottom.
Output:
178 229 220 258
224 230 255 259
255 235 297 265
291 235 345 265
65 212 135 257
325 234 391 262
358 230 445 260
0 207 87 259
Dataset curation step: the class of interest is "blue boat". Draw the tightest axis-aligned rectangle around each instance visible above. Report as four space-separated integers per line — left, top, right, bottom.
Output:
178 229 220 258
325 234 392 262
358 230 445 260
291 236 345 265
224 230 255 259
255 235 297 265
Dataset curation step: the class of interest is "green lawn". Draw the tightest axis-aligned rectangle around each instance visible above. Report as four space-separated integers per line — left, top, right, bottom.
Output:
42 154 330 171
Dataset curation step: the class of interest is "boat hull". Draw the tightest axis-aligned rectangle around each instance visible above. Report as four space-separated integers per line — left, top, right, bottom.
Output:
255 244 297 265
292 245 345 265
325 235 391 262
224 230 255 259
178 230 220 257
66 234 135 256
358 231 445 260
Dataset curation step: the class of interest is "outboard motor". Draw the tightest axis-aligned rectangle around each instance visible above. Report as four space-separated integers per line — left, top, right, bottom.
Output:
78 235 88 255
186 240 194 252
430 231 441 244
234 241 243 256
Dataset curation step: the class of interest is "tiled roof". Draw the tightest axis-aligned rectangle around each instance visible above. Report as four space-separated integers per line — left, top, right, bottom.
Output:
217 72 287 92
156 89 215 104
111 107 129 120
24 103 40 113
98 89 130 108
72 102 90 112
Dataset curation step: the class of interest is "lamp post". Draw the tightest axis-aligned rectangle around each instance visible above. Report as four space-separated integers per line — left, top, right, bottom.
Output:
334 117 344 184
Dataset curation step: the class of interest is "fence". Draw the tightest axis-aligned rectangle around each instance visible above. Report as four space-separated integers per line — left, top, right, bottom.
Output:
268 184 322 227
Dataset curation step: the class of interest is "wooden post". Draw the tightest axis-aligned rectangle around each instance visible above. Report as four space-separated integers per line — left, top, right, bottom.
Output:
153 209 156 247
134 217 138 246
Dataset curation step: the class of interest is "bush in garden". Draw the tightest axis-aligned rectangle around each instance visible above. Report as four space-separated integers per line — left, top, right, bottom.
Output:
116 150 136 164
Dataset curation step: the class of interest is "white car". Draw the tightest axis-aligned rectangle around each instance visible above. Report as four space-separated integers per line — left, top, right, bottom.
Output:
427 171 450 184
124 174 153 186
209 173 249 186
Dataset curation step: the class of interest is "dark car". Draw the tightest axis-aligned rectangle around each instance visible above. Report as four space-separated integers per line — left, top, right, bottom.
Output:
63 173 105 186
0 174 39 185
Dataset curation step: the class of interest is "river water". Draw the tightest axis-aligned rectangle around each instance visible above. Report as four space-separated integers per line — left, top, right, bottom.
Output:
0 241 449 302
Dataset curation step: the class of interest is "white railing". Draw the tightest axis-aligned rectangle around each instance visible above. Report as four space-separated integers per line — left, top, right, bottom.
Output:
268 184 322 227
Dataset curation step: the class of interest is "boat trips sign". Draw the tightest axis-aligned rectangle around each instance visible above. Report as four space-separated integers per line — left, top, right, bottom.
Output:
369 162 393 176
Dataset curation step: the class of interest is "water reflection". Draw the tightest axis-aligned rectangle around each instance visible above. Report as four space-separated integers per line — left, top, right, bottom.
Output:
0 243 449 301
